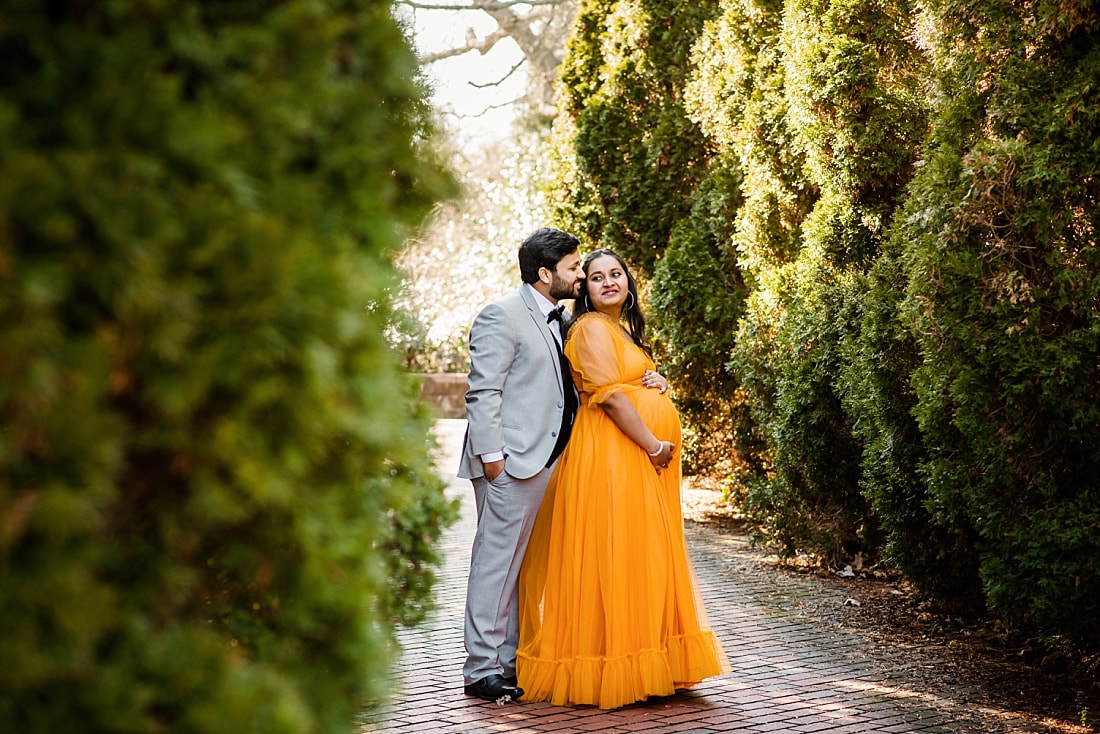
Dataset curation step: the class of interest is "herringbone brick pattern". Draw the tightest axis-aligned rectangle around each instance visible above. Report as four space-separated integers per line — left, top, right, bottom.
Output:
360 420 1045 733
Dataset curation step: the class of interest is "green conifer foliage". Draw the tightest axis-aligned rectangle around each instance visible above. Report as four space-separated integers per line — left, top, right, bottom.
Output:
552 0 720 274
694 0 930 559
551 0 757 475
686 0 817 508
649 159 758 477
900 0 1100 642
842 243 984 606
0 2 457 731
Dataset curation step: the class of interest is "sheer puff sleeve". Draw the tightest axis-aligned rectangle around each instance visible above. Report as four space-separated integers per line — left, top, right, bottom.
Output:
565 315 640 407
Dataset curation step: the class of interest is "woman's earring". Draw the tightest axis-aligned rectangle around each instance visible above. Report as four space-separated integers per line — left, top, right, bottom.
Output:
624 292 635 310
584 294 591 311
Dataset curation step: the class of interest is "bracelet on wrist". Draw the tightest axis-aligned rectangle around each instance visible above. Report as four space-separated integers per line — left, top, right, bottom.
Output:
647 441 664 457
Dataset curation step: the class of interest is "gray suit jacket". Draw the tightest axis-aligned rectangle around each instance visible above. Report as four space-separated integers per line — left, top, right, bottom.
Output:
458 285 570 481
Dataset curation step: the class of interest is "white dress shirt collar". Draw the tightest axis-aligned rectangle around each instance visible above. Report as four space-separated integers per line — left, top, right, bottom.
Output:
525 283 564 350
525 282 557 319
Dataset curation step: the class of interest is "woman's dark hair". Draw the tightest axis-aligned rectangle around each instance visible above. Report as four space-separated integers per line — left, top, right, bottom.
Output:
517 227 581 284
572 248 652 357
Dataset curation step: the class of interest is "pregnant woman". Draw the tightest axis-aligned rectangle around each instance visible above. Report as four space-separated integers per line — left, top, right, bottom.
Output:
516 248 729 709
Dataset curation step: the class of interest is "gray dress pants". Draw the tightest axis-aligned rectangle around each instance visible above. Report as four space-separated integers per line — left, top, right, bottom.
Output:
462 466 552 684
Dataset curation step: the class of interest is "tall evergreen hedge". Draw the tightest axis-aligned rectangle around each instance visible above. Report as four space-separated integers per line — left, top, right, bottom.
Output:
0 2 457 731
552 0 720 274
690 0 930 559
550 0 759 476
899 0 1100 642
649 158 758 477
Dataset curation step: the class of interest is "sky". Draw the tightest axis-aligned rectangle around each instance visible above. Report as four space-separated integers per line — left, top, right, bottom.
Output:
398 4 529 145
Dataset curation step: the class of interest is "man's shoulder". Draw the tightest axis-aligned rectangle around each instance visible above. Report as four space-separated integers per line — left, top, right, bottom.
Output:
499 286 529 306
481 287 527 314
470 287 527 329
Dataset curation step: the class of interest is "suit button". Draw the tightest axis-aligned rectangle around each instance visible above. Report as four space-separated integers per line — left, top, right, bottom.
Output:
551 431 558 437
557 400 563 408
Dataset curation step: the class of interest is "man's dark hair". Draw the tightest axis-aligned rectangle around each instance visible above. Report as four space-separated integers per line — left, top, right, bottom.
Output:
517 228 580 284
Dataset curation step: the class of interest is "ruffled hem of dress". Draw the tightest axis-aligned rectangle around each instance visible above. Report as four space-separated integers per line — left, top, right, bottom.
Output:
517 631 727 709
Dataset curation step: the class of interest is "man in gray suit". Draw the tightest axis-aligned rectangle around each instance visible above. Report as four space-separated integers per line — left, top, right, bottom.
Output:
458 228 583 703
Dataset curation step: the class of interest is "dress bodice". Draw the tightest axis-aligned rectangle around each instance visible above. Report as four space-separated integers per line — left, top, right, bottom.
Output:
564 312 655 406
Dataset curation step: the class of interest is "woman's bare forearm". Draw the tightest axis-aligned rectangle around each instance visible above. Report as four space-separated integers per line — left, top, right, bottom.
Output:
600 391 675 468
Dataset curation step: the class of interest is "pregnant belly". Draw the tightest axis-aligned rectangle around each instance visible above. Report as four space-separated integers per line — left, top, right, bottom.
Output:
630 387 681 439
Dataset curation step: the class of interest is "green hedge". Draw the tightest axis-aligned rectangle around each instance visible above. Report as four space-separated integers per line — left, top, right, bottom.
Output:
715 0 928 559
552 0 720 274
841 244 983 605
899 0 1100 642
650 159 759 478
0 2 457 731
550 0 755 477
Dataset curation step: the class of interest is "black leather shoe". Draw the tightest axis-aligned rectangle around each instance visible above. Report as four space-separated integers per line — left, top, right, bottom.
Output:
464 674 524 703
503 675 518 687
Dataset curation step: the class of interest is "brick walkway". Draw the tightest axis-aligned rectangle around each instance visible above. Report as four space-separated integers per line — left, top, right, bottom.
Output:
361 420 1053 734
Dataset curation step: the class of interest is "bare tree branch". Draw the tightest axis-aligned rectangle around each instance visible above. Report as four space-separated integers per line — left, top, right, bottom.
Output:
398 0 567 10
419 27 509 63
404 0 576 121
472 0 565 90
469 58 526 88
445 95 530 118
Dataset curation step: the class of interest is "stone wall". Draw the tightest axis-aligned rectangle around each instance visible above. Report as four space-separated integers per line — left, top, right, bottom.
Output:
415 373 468 419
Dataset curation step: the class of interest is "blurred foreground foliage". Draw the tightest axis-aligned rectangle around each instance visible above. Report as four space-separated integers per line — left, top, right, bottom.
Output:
0 1 457 732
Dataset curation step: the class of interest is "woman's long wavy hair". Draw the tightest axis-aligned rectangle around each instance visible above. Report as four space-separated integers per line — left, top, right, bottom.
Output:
571 248 652 357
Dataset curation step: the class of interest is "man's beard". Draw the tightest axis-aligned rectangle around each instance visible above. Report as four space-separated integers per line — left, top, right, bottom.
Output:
549 274 580 301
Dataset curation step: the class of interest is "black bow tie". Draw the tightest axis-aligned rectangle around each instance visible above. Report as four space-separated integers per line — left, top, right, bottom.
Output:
546 305 566 324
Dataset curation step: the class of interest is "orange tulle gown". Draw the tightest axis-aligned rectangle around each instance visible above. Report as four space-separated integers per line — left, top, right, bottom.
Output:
517 311 730 709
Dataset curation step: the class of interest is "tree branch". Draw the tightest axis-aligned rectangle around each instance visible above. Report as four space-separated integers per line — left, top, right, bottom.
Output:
445 95 530 118
473 0 565 86
419 27 509 63
405 0 575 120
469 58 526 88
398 0 567 10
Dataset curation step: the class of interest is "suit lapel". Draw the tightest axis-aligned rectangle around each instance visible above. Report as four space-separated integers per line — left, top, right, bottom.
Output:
519 286 564 388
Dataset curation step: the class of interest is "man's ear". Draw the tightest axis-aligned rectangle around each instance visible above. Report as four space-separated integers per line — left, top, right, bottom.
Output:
538 266 553 285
